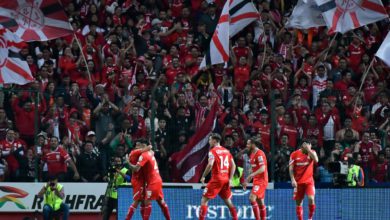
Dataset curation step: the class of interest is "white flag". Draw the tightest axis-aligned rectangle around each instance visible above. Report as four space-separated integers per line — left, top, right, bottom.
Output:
376 31 390 67
200 0 259 68
286 0 326 29
315 0 388 34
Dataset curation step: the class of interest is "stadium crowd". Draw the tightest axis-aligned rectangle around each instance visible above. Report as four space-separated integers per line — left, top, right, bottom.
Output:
0 0 389 185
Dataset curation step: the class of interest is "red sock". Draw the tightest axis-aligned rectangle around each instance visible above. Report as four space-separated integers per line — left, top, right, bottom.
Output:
142 205 152 220
250 201 261 220
229 206 238 220
125 204 137 220
296 206 303 220
260 205 267 220
309 204 316 219
199 205 208 220
158 202 171 220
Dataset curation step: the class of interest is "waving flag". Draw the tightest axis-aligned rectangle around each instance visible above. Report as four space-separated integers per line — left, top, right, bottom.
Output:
0 26 33 85
169 100 218 183
200 0 259 68
286 0 326 29
376 31 390 67
0 0 73 42
315 0 388 34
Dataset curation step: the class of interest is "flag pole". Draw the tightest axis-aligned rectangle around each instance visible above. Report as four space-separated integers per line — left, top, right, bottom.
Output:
353 57 375 110
73 34 92 82
322 33 338 61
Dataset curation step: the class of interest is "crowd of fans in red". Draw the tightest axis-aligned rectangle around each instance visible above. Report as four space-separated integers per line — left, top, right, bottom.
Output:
0 0 389 184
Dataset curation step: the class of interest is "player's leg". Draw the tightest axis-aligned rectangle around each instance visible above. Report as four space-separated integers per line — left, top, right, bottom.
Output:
257 198 266 220
125 200 140 220
199 196 210 220
293 184 305 220
220 182 238 220
307 184 316 220
252 184 267 220
199 181 220 220
156 186 171 220
249 193 261 220
142 199 152 220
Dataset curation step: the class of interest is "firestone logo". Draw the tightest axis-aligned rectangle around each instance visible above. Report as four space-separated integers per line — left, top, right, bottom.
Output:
186 205 274 219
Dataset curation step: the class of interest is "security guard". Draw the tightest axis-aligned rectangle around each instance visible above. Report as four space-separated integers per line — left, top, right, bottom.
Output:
347 156 364 187
37 175 69 220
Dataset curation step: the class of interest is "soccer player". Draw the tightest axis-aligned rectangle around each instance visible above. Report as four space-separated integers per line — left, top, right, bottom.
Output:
243 138 268 220
125 140 152 220
128 140 171 220
289 141 319 220
199 133 238 220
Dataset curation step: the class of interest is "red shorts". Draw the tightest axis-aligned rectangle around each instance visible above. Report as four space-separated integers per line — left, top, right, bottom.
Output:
132 182 144 201
251 183 267 199
203 179 232 200
293 182 315 201
145 182 164 200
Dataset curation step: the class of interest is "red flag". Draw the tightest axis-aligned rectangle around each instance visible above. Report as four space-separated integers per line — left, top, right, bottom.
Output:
169 100 219 183
0 25 34 85
0 0 73 42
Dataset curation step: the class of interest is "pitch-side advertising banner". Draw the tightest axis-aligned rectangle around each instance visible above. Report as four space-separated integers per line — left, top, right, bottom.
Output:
118 187 390 220
0 183 107 213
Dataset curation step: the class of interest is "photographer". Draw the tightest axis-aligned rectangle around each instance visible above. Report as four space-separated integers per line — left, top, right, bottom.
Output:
37 175 69 220
102 155 130 220
347 153 365 187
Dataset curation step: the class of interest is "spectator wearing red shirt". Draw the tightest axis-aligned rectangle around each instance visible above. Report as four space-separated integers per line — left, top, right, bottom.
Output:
127 106 147 140
0 129 25 181
354 131 376 174
348 35 365 73
278 113 298 149
371 151 388 182
42 137 79 182
303 115 324 148
316 101 341 156
232 37 253 65
165 57 184 85
334 70 354 96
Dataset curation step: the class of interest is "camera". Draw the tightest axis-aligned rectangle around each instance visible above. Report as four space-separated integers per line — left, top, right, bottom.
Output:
49 182 56 187
329 161 349 187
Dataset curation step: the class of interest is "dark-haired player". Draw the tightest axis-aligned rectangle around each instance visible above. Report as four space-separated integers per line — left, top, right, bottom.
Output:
289 141 318 220
199 133 238 220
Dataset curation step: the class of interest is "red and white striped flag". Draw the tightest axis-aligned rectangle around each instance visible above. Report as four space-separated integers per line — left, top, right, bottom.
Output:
315 0 388 34
200 0 259 68
169 99 219 183
0 0 73 42
376 31 390 67
0 25 33 85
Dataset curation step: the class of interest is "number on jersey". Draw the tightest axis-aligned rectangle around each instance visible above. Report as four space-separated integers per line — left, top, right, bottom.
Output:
219 156 229 169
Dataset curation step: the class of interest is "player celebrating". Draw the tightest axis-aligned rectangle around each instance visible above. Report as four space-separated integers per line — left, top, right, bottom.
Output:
128 140 171 220
289 141 318 220
243 138 268 220
125 140 151 220
199 133 238 220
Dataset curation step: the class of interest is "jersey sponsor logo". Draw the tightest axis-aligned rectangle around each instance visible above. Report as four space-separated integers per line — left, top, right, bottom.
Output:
296 162 310 166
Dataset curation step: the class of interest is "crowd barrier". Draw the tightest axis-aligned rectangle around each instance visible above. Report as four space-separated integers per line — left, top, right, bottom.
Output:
0 183 389 220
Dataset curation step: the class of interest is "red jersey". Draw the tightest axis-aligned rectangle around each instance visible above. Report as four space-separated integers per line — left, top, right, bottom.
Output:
289 149 315 184
358 141 375 168
137 151 162 185
258 123 271 152
0 140 25 172
129 149 144 183
249 149 268 185
209 146 233 181
234 65 250 91
232 46 250 59
42 147 71 175
371 160 388 182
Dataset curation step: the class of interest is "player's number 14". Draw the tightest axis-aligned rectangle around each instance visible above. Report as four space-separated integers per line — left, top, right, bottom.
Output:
219 156 229 169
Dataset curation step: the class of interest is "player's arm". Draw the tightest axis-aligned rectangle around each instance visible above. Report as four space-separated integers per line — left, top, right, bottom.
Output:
246 158 265 183
200 152 215 184
289 155 297 188
229 157 236 183
307 149 319 163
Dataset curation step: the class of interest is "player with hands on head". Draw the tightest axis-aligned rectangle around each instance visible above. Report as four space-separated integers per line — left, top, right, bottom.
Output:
289 140 319 220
